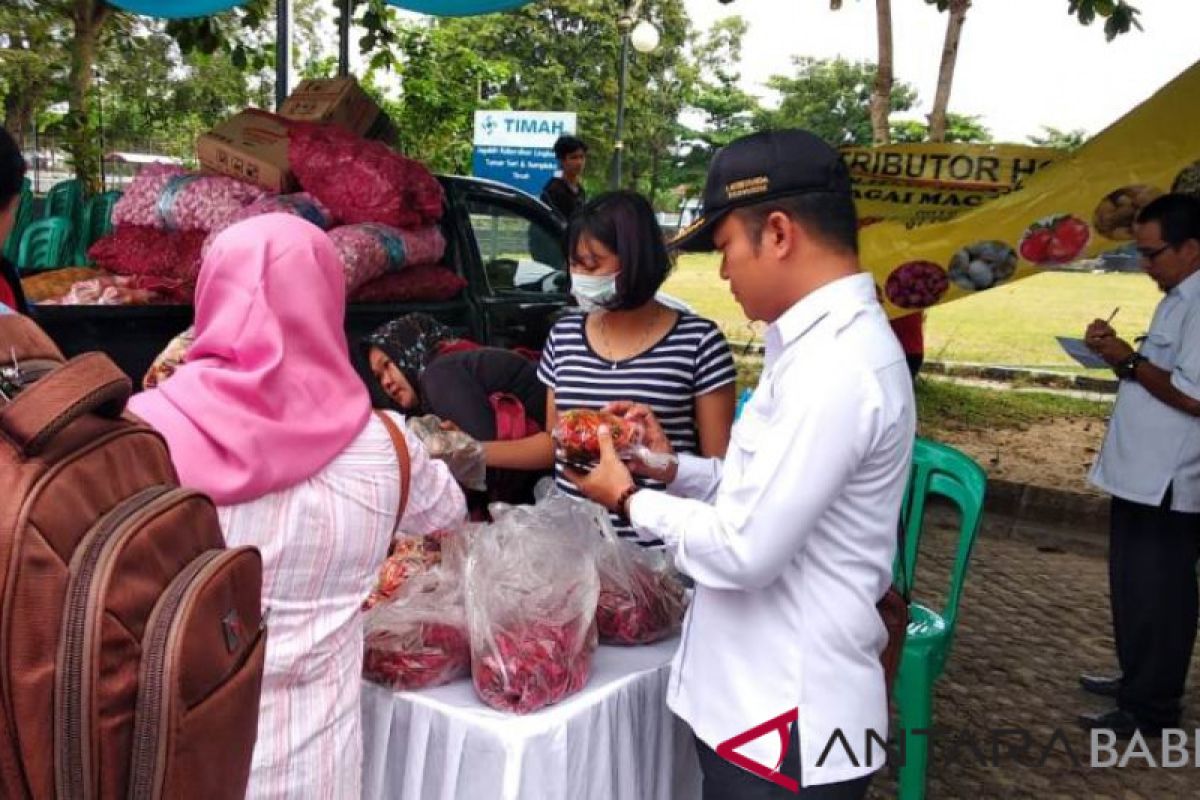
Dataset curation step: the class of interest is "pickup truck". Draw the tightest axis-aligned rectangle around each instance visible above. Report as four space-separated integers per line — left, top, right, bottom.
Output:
31 175 574 383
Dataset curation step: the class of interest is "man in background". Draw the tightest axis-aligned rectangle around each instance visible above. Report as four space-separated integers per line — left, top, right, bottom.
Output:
540 135 588 220
1081 193 1200 737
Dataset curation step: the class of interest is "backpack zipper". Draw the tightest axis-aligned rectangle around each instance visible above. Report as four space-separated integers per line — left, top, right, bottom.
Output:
127 550 244 800
53 485 195 800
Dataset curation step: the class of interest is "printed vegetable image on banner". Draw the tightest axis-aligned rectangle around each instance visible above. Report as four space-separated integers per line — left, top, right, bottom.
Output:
843 143 1061 228
864 58 1200 319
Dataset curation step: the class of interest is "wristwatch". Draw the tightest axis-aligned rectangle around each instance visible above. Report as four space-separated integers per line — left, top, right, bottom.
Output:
1114 352 1147 381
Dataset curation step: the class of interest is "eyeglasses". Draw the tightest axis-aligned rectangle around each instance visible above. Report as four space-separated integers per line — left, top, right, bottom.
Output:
1136 243 1172 262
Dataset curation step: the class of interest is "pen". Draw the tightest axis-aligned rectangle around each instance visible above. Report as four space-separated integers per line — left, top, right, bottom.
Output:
1105 307 1120 324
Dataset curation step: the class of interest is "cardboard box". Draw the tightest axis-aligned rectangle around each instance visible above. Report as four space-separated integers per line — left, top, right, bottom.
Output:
196 109 295 193
280 77 395 142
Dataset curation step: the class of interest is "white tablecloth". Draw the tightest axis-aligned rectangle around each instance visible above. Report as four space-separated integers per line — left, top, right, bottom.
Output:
361 637 702 800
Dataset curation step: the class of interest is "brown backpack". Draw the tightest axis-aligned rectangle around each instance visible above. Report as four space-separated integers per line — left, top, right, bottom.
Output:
0 315 266 800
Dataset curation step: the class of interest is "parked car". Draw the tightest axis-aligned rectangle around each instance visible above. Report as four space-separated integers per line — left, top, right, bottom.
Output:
31 175 574 384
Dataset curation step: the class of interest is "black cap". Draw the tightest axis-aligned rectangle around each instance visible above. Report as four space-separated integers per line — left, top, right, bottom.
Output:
670 129 853 252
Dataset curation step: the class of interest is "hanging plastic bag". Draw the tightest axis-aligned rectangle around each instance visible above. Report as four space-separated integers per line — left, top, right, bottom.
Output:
406 415 487 492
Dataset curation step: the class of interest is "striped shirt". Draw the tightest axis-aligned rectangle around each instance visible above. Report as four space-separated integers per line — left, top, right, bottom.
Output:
538 310 736 544
219 412 466 799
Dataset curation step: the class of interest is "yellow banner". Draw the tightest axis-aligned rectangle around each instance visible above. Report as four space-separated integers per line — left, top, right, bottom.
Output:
864 58 1200 319
843 143 1061 227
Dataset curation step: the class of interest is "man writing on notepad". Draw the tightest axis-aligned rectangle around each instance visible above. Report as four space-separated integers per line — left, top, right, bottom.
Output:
1080 192 1200 738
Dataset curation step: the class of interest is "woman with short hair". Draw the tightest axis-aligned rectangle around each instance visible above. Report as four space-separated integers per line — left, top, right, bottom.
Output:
490 190 738 545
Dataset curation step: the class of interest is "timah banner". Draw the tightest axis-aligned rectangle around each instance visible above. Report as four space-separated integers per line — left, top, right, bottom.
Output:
863 58 1200 319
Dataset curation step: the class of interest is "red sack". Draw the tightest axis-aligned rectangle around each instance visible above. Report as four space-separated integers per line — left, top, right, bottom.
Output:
289 123 444 228
465 498 599 713
87 226 206 302
349 265 467 304
363 535 471 691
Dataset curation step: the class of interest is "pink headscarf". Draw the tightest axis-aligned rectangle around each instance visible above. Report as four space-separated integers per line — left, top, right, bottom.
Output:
128 214 371 505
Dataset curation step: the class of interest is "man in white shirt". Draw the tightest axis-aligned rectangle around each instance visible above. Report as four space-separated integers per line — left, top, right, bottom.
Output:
568 129 915 798
1080 193 1200 737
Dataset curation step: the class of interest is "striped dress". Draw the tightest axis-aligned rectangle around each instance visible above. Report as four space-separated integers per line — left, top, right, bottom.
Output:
218 411 466 800
538 310 737 544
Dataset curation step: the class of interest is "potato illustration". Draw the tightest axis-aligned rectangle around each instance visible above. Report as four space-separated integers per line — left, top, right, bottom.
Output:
1093 184 1165 240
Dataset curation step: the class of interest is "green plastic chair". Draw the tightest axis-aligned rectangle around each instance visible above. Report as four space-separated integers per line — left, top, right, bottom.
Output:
17 217 75 272
2 184 34 264
893 437 987 800
75 191 122 264
43 179 83 222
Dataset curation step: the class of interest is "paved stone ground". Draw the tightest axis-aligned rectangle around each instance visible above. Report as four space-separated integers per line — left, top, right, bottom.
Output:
866 510 1200 799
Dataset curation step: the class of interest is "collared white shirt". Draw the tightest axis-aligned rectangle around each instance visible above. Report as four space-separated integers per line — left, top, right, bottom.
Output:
1090 268 1200 511
629 273 915 787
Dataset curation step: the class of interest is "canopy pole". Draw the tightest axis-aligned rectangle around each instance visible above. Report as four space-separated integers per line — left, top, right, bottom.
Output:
339 0 352 76
276 0 291 109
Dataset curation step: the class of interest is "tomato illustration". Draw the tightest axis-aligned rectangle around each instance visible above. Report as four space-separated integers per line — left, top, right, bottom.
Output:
1019 214 1091 265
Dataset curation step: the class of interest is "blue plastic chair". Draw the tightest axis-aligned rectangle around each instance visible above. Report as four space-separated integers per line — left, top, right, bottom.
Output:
893 438 987 800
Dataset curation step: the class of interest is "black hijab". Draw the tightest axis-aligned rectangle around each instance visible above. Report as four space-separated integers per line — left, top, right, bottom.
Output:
363 313 455 408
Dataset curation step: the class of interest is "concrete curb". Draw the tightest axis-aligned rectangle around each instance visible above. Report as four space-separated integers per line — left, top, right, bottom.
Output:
980 479 1109 554
728 344 1119 394
922 361 1119 394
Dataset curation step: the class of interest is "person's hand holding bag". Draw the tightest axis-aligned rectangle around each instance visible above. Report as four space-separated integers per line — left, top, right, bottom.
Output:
604 401 679 484
565 424 639 515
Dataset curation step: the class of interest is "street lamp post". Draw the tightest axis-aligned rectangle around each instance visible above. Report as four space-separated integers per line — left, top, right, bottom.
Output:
610 1 659 190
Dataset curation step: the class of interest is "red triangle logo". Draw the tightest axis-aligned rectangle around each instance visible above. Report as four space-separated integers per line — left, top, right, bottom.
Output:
714 709 800 793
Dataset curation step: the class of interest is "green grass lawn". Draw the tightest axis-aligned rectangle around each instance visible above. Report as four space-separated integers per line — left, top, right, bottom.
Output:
733 353 1109 431
666 256 1160 374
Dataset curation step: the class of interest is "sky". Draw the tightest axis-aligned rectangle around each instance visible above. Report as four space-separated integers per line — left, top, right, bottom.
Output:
681 0 1200 144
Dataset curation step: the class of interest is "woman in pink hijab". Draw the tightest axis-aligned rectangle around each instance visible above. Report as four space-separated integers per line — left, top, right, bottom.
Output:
130 214 466 799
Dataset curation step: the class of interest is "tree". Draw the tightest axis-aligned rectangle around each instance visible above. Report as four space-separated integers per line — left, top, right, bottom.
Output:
0 2 70 148
923 0 1143 142
363 0 695 198
669 16 759 199
825 1 1144 144
1027 125 1088 151
758 57 917 147
890 112 991 143
869 0 894 144
16 0 337 193
925 0 969 143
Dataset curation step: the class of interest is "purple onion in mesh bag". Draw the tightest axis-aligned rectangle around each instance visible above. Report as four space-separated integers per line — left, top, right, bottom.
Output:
329 224 447 293
201 193 334 259
112 164 266 233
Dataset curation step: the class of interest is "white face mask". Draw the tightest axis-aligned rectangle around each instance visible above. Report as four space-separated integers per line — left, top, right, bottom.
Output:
571 272 619 312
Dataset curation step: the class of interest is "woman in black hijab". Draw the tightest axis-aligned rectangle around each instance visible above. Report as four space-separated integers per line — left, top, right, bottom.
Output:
363 313 546 444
